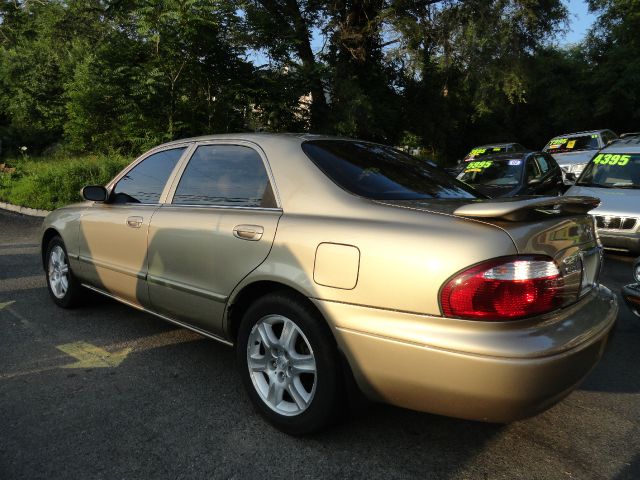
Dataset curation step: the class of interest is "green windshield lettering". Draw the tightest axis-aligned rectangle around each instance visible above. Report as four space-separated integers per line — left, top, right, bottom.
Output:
469 148 487 156
593 154 630 166
465 160 493 171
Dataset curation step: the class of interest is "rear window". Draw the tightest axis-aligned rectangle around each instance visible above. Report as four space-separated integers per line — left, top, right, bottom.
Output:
302 140 478 200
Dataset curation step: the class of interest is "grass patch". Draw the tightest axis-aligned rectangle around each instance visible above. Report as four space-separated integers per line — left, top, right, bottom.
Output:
0 153 130 210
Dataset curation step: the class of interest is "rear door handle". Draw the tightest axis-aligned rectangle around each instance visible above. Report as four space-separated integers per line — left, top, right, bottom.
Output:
233 225 264 241
126 216 143 228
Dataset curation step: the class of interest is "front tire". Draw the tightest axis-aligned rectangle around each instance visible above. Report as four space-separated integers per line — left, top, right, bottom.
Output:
237 292 342 435
45 236 83 308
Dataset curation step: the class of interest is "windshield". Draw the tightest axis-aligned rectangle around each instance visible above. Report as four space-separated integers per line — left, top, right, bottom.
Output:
577 153 640 188
457 159 523 186
544 135 599 153
465 146 508 159
302 140 479 200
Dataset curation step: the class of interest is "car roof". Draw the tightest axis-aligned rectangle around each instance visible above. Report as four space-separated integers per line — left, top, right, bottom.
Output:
548 130 611 138
143 133 424 216
475 142 522 148
469 151 534 161
600 135 640 153
155 132 341 149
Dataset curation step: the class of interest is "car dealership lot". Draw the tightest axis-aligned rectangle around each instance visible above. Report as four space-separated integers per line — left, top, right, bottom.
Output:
1 208 639 480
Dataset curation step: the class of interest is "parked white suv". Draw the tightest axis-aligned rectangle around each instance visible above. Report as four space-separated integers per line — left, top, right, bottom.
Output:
544 129 617 182
565 135 640 254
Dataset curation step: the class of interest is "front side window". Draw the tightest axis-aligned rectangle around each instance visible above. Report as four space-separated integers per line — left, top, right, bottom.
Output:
526 158 543 181
577 153 640 189
535 155 550 174
173 145 273 207
303 140 478 200
111 148 185 204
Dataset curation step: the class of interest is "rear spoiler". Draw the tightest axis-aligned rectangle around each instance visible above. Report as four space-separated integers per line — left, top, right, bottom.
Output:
454 196 600 222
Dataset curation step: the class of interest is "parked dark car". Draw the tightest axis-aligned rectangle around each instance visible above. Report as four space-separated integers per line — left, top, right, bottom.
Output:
456 151 564 198
463 142 527 161
446 142 528 176
622 257 640 318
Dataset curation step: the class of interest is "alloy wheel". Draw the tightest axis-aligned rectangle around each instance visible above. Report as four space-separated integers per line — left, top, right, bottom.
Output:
247 314 317 416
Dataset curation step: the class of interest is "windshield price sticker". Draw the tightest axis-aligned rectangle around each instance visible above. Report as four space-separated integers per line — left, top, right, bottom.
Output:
549 138 568 147
465 161 493 172
468 148 487 156
508 160 522 165
566 140 576 149
593 154 631 166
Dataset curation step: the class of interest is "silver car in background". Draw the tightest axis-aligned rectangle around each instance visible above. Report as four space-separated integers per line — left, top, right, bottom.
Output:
565 136 640 254
544 129 617 181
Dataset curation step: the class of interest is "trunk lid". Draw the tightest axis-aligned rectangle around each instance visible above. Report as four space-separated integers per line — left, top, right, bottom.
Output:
378 196 602 298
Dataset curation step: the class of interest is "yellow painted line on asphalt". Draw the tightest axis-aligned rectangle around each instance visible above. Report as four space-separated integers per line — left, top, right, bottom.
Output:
0 242 40 249
56 341 132 369
0 329 204 380
0 300 16 310
0 275 46 292
0 246 40 255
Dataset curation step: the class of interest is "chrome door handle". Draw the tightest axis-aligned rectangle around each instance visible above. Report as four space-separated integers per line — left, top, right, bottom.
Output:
126 216 143 228
233 225 264 241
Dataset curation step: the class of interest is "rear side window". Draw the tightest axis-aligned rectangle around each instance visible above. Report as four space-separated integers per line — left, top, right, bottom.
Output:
112 147 185 204
173 145 273 207
302 140 478 200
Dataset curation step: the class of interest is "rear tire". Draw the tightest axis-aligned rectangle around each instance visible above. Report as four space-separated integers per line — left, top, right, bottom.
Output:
237 292 342 435
45 236 83 308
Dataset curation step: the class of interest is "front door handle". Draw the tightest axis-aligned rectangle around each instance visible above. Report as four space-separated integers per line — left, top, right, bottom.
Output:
126 216 143 228
233 224 264 241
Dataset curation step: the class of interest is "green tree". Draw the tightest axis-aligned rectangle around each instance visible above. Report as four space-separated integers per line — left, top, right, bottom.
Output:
585 0 640 133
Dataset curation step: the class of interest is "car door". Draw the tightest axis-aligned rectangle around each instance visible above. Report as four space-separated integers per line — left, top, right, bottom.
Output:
146 141 282 336
77 146 189 307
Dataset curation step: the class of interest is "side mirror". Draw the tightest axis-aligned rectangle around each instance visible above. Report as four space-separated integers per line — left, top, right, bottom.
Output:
565 172 577 184
528 178 542 186
81 185 108 202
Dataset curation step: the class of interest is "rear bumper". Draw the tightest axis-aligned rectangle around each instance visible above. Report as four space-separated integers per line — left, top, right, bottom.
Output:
622 283 640 318
314 285 617 423
599 231 640 254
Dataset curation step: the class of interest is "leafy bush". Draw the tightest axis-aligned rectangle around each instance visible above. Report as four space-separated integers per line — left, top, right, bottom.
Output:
0 153 130 210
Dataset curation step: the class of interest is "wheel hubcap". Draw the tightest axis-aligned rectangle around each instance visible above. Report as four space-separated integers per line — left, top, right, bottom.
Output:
247 314 317 416
48 245 69 299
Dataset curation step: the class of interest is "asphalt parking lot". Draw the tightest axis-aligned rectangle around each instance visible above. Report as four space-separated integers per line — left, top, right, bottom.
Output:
1 208 639 480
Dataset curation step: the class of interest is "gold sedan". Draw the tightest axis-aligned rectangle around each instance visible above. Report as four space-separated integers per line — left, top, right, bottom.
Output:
41 134 617 434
